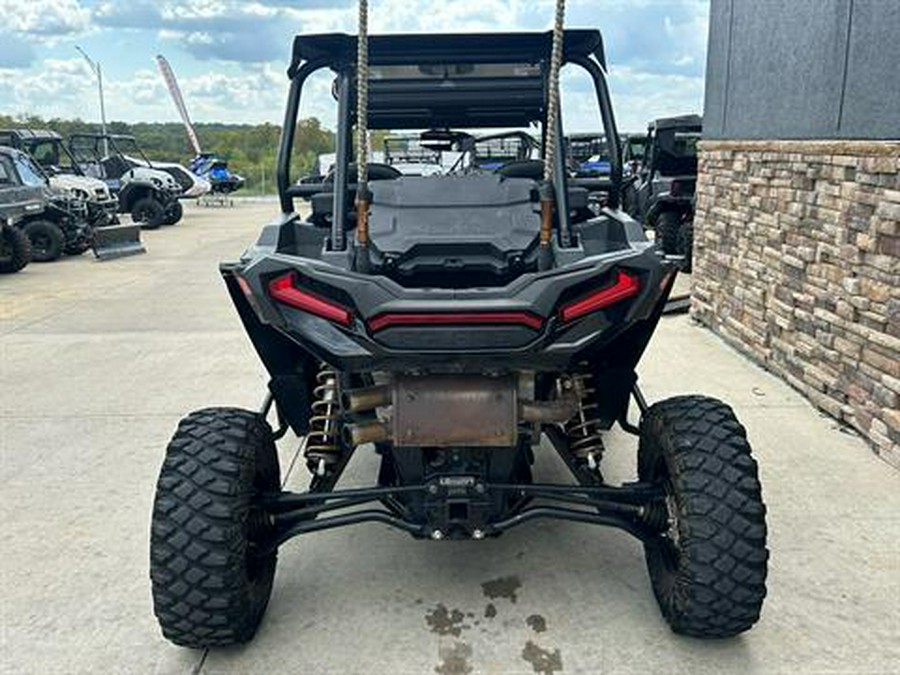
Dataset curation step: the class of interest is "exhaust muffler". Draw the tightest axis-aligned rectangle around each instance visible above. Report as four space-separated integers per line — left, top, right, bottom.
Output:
341 376 579 448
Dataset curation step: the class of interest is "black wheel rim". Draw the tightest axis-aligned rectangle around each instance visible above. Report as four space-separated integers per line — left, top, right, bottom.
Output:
646 458 684 609
655 477 681 572
32 234 51 256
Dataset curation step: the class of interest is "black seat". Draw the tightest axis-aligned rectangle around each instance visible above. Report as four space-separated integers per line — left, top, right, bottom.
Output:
310 162 403 229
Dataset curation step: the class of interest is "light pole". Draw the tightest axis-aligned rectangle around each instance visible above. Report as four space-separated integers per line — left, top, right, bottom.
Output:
75 45 108 156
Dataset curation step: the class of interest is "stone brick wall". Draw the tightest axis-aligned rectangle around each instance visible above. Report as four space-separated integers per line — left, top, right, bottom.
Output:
692 140 900 468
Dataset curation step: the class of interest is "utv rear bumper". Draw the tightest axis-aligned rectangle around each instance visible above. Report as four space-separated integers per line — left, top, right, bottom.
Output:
223 245 677 373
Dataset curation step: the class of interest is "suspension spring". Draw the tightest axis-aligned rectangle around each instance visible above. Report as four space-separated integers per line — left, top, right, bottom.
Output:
563 373 606 469
305 364 342 475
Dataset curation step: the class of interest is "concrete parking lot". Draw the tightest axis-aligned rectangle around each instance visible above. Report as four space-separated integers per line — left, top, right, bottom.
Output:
1 201 898 675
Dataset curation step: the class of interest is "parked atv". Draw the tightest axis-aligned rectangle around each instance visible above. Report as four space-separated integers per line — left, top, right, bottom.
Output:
150 31 767 649
68 134 183 229
0 146 92 262
622 115 701 272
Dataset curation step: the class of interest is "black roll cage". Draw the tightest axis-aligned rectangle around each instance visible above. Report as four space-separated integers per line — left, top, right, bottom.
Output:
638 118 702 182
69 133 158 169
0 130 89 178
276 31 623 253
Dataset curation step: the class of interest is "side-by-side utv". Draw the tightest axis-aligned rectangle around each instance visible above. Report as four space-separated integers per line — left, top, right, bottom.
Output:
150 31 767 649
0 129 120 227
0 129 146 260
69 134 183 229
0 146 92 262
623 115 701 272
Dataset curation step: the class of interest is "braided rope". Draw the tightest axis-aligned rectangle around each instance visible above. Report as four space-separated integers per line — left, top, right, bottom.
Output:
543 0 566 182
357 0 369 191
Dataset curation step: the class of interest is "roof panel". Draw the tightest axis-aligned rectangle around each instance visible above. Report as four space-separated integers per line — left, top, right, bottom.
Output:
289 30 605 76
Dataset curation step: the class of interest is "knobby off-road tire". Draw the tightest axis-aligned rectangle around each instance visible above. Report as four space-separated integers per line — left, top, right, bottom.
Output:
163 200 183 226
0 225 32 273
638 395 768 638
22 219 64 262
131 197 165 230
150 408 281 648
654 210 681 256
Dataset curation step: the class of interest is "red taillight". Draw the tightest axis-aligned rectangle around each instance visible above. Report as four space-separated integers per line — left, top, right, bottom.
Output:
559 270 641 323
268 272 353 326
368 311 543 333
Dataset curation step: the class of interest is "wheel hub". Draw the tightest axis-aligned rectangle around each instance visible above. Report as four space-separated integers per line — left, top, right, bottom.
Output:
664 491 681 549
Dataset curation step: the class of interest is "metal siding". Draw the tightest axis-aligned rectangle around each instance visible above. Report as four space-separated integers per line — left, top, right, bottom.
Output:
840 0 900 138
702 0 732 138
704 0 899 140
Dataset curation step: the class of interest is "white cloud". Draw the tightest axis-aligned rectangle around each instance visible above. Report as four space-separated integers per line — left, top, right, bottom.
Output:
606 66 705 132
369 0 529 33
0 0 91 37
1 0 710 132
102 64 288 124
0 58 97 119
94 1 354 63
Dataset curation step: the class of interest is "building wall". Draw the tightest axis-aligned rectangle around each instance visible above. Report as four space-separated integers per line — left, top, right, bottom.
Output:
704 0 900 140
692 140 900 467
697 1 899 463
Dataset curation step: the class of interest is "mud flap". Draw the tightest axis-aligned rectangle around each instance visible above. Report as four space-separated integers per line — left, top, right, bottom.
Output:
91 222 146 260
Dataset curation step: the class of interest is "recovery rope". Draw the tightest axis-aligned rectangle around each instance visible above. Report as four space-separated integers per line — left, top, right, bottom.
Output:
355 0 371 271
539 0 566 270
543 0 566 183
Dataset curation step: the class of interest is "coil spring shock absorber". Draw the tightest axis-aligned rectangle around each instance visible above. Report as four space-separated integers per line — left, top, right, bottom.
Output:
563 373 605 471
305 364 342 476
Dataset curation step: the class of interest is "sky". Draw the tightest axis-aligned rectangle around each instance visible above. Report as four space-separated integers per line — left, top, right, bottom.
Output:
0 0 710 133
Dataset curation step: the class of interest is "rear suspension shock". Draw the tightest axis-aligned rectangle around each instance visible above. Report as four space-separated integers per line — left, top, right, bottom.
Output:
563 373 605 471
305 364 343 476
